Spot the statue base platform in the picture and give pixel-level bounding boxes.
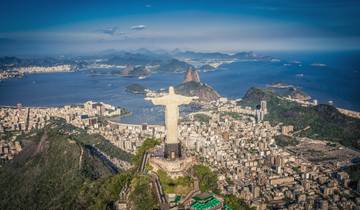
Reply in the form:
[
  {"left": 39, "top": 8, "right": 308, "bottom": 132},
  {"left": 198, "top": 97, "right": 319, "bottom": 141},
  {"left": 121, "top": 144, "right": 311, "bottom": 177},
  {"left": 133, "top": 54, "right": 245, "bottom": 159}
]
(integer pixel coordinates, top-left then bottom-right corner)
[
  {"left": 149, "top": 156, "right": 195, "bottom": 178},
  {"left": 164, "top": 143, "right": 181, "bottom": 159}
]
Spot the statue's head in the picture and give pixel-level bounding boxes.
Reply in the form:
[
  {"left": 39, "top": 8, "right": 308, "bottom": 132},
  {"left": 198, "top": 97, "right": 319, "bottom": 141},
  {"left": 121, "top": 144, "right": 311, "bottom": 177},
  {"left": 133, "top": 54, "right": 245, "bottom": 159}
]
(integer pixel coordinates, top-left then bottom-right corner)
[{"left": 169, "top": 86, "right": 175, "bottom": 94}]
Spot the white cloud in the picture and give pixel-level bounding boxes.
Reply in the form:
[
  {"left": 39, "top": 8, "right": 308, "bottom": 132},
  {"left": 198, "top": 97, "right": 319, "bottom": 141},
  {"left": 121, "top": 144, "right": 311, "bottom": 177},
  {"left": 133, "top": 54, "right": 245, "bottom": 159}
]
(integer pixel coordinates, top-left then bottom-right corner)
[
  {"left": 131, "top": 25, "right": 146, "bottom": 30},
  {"left": 97, "top": 27, "right": 125, "bottom": 36}
]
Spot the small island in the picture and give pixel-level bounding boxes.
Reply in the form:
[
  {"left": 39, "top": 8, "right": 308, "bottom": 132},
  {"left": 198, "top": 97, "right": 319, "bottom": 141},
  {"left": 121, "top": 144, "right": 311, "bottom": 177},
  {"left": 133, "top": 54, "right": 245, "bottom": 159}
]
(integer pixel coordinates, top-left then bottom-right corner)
[
  {"left": 268, "top": 82, "right": 294, "bottom": 89},
  {"left": 199, "top": 64, "right": 216, "bottom": 72},
  {"left": 268, "top": 82, "right": 311, "bottom": 101},
  {"left": 121, "top": 65, "right": 151, "bottom": 78},
  {"left": 126, "top": 83, "right": 147, "bottom": 94}
]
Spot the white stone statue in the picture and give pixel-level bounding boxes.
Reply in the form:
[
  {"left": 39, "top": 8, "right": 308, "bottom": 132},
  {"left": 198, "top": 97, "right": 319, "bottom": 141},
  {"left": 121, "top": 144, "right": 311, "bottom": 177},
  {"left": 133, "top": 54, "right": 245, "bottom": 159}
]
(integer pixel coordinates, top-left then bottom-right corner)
[{"left": 145, "top": 86, "right": 197, "bottom": 145}]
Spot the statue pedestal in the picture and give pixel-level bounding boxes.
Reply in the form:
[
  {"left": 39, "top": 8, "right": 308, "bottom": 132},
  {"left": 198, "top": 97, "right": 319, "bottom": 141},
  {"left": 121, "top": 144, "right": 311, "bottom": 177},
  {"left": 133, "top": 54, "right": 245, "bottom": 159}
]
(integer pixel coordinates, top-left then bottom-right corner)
[
  {"left": 149, "top": 156, "right": 195, "bottom": 178},
  {"left": 164, "top": 143, "right": 181, "bottom": 160}
]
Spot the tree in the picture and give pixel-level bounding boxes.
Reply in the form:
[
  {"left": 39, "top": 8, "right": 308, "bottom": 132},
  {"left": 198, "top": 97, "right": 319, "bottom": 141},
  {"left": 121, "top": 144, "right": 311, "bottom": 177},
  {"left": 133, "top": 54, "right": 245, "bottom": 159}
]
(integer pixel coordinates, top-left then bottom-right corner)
[
  {"left": 193, "top": 164, "right": 219, "bottom": 193},
  {"left": 129, "top": 175, "right": 156, "bottom": 210},
  {"left": 224, "top": 194, "right": 255, "bottom": 210},
  {"left": 132, "top": 138, "right": 161, "bottom": 167}
]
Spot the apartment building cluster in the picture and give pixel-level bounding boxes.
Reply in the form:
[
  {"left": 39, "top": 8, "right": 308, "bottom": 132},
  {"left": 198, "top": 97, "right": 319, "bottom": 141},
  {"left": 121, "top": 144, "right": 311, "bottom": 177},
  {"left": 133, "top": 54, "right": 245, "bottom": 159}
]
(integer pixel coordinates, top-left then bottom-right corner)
[
  {"left": 88, "top": 122, "right": 166, "bottom": 154},
  {"left": 0, "top": 70, "right": 23, "bottom": 80},
  {"left": 178, "top": 98, "right": 360, "bottom": 209},
  {"left": 16, "top": 64, "right": 73, "bottom": 74},
  {"left": 0, "top": 101, "right": 122, "bottom": 162},
  {"left": 0, "top": 140, "right": 22, "bottom": 163},
  {"left": 1, "top": 96, "right": 359, "bottom": 209},
  {"left": 0, "top": 64, "right": 74, "bottom": 80},
  {"left": 0, "top": 100, "right": 166, "bottom": 156},
  {"left": 0, "top": 101, "right": 121, "bottom": 132}
]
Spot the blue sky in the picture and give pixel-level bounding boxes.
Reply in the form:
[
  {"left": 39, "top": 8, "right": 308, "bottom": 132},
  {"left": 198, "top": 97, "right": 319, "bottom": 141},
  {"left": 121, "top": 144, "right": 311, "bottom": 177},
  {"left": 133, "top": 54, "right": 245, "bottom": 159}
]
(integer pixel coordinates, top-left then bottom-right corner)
[{"left": 1, "top": 0, "right": 360, "bottom": 55}]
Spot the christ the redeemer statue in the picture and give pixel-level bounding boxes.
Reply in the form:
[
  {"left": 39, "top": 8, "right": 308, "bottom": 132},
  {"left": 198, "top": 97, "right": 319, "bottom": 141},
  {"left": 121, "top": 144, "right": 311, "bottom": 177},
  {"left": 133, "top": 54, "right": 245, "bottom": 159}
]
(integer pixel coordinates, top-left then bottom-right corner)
[{"left": 146, "top": 86, "right": 197, "bottom": 159}]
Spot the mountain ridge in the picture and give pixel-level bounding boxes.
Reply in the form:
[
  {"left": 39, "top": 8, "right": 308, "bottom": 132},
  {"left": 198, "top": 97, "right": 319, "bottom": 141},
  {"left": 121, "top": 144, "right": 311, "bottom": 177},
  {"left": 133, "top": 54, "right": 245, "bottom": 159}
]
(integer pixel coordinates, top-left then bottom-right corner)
[
  {"left": 240, "top": 87, "right": 360, "bottom": 149},
  {"left": 0, "top": 119, "right": 132, "bottom": 210}
]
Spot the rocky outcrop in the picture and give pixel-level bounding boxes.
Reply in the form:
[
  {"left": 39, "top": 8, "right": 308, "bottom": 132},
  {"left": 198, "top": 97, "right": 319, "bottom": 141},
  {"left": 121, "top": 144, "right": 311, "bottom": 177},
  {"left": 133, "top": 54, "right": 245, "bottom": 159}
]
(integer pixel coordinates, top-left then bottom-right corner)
[
  {"left": 120, "top": 64, "right": 134, "bottom": 76},
  {"left": 156, "top": 59, "right": 193, "bottom": 73},
  {"left": 175, "top": 67, "right": 219, "bottom": 101},
  {"left": 289, "top": 88, "right": 311, "bottom": 101},
  {"left": 183, "top": 67, "right": 200, "bottom": 83},
  {"left": 121, "top": 65, "right": 150, "bottom": 77},
  {"left": 126, "top": 84, "right": 147, "bottom": 94},
  {"left": 175, "top": 81, "right": 220, "bottom": 102}
]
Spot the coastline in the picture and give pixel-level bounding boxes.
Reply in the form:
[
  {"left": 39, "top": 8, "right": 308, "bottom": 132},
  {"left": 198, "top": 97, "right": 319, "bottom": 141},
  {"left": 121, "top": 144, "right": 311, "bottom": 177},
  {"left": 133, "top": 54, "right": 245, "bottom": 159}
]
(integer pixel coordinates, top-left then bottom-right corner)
[{"left": 337, "top": 107, "right": 360, "bottom": 120}]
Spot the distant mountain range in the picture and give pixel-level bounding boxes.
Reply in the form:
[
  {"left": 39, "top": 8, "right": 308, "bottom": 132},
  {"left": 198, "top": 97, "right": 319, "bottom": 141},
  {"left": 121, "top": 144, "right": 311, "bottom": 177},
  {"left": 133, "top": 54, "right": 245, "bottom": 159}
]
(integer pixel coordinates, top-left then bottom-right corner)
[
  {"left": 0, "top": 56, "right": 87, "bottom": 71},
  {"left": 0, "top": 49, "right": 275, "bottom": 72},
  {"left": 171, "top": 50, "right": 259, "bottom": 60},
  {"left": 104, "top": 52, "right": 169, "bottom": 66},
  {"left": 155, "top": 58, "right": 193, "bottom": 73}
]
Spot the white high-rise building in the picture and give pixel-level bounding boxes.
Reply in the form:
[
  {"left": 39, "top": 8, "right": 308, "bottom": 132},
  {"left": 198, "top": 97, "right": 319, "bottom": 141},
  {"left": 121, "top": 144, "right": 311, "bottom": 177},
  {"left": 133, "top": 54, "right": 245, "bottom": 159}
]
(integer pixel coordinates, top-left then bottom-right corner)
[{"left": 260, "top": 100, "right": 267, "bottom": 114}]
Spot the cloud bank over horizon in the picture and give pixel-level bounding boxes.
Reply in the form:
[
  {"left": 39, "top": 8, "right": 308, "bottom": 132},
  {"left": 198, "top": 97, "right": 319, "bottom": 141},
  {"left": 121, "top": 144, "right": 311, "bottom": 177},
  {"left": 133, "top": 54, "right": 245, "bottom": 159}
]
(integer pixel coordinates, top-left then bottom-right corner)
[{"left": 0, "top": 0, "right": 359, "bottom": 55}]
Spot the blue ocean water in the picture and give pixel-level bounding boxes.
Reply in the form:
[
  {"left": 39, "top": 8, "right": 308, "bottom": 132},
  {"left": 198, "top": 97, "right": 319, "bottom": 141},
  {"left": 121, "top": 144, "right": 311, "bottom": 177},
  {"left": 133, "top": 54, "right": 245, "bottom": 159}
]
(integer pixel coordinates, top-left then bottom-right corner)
[
  {"left": 0, "top": 51, "right": 359, "bottom": 124},
  {"left": 202, "top": 51, "right": 360, "bottom": 111}
]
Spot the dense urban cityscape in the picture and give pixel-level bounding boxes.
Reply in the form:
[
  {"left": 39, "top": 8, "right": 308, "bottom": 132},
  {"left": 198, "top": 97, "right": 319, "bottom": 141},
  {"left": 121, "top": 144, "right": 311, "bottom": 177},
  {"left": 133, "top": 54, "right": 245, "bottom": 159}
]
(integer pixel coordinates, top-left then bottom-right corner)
[
  {"left": 1, "top": 84, "right": 360, "bottom": 209},
  {"left": 1, "top": 1, "right": 360, "bottom": 210}
]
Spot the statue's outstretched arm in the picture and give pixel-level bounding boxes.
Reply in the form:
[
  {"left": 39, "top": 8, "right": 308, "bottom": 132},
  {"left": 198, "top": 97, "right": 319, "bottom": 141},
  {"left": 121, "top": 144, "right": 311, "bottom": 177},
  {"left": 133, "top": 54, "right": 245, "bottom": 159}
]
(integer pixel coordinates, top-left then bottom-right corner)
[
  {"left": 179, "top": 96, "right": 198, "bottom": 104},
  {"left": 145, "top": 96, "right": 167, "bottom": 105}
]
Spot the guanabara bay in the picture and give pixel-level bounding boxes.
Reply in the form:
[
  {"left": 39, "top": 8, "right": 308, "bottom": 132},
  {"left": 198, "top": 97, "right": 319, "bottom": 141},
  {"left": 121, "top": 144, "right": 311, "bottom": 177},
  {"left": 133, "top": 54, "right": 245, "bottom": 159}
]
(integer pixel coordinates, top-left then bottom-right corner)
[{"left": 1, "top": 1, "right": 360, "bottom": 210}]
